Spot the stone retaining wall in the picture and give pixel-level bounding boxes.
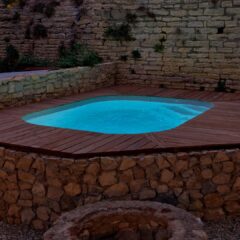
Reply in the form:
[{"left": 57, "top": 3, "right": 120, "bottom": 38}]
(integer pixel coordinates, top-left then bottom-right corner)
[
  {"left": 0, "top": 146, "right": 240, "bottom": 230},
  {"left": 1, "top": 0, "right": 240, "bottom": 91},
  {"left": 78, "top": 0, "right": 240, "bottom": 92},
  {"left": 0, "top": 0, "right": 79, "bottom": 59},
  {"left": 0, "top": 62, "right": 116, "bottom": 108}
]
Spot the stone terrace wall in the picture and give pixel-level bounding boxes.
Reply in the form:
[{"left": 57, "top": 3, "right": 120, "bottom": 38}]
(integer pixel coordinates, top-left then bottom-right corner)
[
  {"left": 78, "top": 0, "right": 240, "bottom": 91},
  {"left": 0, "top": 63, "right": 116, "bottom": 108},
  {"left": 0, "top": 0, "right": 79, "bottom": 59},
  {"left": 0, "top": 146, "right": 240, "bottom": 230},
  {"left": 1, "top": 0, "right": 240, "bottom": 91}
]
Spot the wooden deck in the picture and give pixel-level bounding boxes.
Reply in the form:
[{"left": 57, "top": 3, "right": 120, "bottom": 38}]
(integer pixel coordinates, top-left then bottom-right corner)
[{"left": 1, "top": 86, "right": 240, "bottom": 158}]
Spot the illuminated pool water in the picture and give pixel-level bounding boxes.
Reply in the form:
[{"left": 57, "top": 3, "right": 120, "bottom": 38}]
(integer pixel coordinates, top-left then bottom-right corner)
[{"left": 23, "top": 96, "right": 213, "bottom": 134}]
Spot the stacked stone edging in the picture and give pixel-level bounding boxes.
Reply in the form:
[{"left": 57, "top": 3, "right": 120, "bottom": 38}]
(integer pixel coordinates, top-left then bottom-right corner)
[
  {"left": 0, "top": 146, "right": 240, "bottom": 230},
  {"left": 44, "top": 201, "right": 208, "bottom": 240},
  {"left": 0, "top": 62, "right": 116, "bottom": 108}
]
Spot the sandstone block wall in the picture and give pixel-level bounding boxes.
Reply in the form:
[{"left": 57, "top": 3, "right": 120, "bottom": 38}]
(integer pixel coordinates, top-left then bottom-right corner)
[
  {"left": 0, "top": 63, "right": 116, "bottom": 108},
  {"left": 0, "top": 147, "right": 240, "bottom": 230},
  {"left": 0, "top": 0, "right": 79, "bottom": 59},
  {"left": 78, "top": 0, "right": 240, "bottom": 91},
  {"left": 1, "top": 0, "right": 240, "bottom": 91}
]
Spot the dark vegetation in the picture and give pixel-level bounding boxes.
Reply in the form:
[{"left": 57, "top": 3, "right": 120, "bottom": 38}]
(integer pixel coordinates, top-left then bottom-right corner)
[
  {"left": 104, "top": 7, "right": 167, "bottom": 63},
  {"left": 104, "top": 23, "right": 135, "bottom": 42},
  {"left": 215, "top": 79, "right": 227, "bottom": 92},
  {"left": 119, "top": 55, "right": 128, "bottom": 62},
  {"left": 0, "top": 42, "right": 102, "bottom": 73},
  {"left": 126, "top": 13, "right": 137, "bottom": 24},
  {"left": 131, "top": 49, "right": 141, "bottom": 60},
  {"left": 0, "top": 44, "right": 19, "bottom": 72},
  {"left": 154, "top": 36, "right": 166, "bottom": 53},
  {"left": 57, "top": 43, "right": 102, "bottom": 68}
]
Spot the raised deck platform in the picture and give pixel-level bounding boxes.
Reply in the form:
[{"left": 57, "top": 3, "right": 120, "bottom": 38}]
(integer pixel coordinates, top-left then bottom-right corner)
[{"left": 1, "top": 86, "right": 240, "bottom": 158}]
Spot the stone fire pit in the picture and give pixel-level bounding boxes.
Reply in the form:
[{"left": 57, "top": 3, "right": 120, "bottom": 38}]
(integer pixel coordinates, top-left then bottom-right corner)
[{"left": 44, "top": 201, "right": 208, "bottom": 240}]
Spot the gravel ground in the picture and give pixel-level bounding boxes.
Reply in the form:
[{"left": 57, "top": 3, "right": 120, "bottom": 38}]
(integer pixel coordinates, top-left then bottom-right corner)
[
  {"left": 0, "top": 222, "right": 43, "bottom": 240},
  {"left": 0, "top": 218, "right": 240, "bottom": 240},
  {"left": 204, "top": 218, "right": 240, "bottom": 240}
]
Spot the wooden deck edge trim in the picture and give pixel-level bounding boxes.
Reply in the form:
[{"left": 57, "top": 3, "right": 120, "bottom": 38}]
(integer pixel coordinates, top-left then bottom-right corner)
[{"left": 1, "top": 141, "right": 239, "bottom": 159}]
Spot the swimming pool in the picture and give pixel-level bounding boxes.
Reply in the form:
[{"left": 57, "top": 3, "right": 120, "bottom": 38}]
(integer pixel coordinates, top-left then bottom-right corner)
[{"left": 23, "top": 96, "right": 213, "bottom": 134}]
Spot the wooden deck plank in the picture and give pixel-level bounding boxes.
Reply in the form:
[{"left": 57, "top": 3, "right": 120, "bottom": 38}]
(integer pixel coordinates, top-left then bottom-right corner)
[{"left": 0, "top": 85, "right": 240, "bottom": 158}]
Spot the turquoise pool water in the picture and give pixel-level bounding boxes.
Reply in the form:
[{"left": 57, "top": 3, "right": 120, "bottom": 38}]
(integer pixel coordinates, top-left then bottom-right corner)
[{"left": 23, "top": 96, "right": 213, "bottom": 134}]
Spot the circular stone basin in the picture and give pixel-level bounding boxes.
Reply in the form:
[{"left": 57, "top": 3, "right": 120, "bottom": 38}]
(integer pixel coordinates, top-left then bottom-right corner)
[
  {"left": 23, "top": 96, "right": 213, "bottom": 134},
  {"left": 44, "top": 201, "right": 208, "bottom": 240}
]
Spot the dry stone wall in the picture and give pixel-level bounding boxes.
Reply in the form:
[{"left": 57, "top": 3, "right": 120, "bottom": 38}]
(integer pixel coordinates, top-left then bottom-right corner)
[
  {"left": 0, "top": 62, "right": 116, "bottom": 108},
  {"left": 0, "top": 0, "right": 240, "bottom": 91},
  {"left": 0, "top": 0, "right": 79, "bottom": 59},
  {"left": 77, "top": 0, "right": 240, "bottom": 91},
  {"left": 0, "top": 146, "right": 240, "bottom": 230}
]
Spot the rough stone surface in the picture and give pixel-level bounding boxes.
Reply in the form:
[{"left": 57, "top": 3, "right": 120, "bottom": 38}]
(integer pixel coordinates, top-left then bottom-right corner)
[
  {"left": 0, "top": 147, "right": 239, "bottom": 230},
  {"left": 2, "top": 217, "right": 240, "bottom": 240},
  {"left": 119, "top": 158, "right": 136, "bottom": 171},
  {"left": 104, "top": 183, "right": 129, "bottom": 197},
  {"left": 99, "top": 171, "right": 117, "bottom": 187},
  {"left": 0, "top": 1, "right": 240, "bottom": 92},
  {"left": 205, "top": 217, "right": 240, "bottom": 240},
  {"left": 0, "top": 63, "right": 116, "bottom": 108},
  {"left": 64, "top": 183, "right": 81, "bottom": 197},
  {"left": 87, "top": 0, "right": 240, "bottom": 91},
  {"left": 44, "top": 201, "right": 207, "bottom": 240},
  {"left": 0, "top": 221, "right": 43, "bottom": 240}
]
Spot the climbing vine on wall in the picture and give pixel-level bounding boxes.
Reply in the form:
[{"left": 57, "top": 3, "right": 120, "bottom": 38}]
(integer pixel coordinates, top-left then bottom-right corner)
[{"left": 154, "top": 36, "right": 166, "bottom": 53}]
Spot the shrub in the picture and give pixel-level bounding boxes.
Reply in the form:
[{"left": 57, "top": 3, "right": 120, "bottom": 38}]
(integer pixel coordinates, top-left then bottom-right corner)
[
  {"left": 0, "top": 42, "right": 102, "bottom": 72},
  {"left": 131, "top": 49, "right": 141, "bottom": 59},
  {"left": 5, "top": 44, "right": 19, "bottom": 69},
  {"left": 0, "top": 59, "right": 8, "bottom": 72},
  {"left": 0, "top": 46, "right": 52, "bottom": 72},
  {"left": 104, "top": 23, "right": 135, "bottom": 42},
  {"left": 82, "top": 51, "right": 102, "bottom": 67},
  {"left": 154, "top": 43, "right": 164, "bottom": 53},
  {"left": 215, "top": 79, "right": 227, "bottom": 92},
  {"left": 0, "top": 44, "right": 19, "bottom": 72},
  {"left": 18, "top": 55, "right": 50, "bottom": 67},
  {"left": 154, "top": 37, "right": 166, "bottom": 53},
  {"left": 57, "top": 43, "right": 102, "bottom": 68}
]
